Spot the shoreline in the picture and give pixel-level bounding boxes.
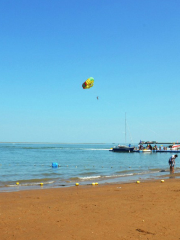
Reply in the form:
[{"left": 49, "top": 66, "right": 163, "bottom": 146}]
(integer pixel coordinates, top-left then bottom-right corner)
[
  {"left": 1, "top": 168, "right": 179, "bottom": 193},
  {"left": 1, "top": 178, "right": 180, "bottom": 240},
  {"left": 0, "top": 142, "right": 110, "bottom": 144}
]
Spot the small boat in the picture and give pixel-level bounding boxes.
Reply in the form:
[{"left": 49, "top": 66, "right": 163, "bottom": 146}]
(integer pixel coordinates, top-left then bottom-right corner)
[
  {"left": 111, "top": 144, "right": 134, "bottom": 152},
  {"left": 142, "top": 149, "right": 152, "bottom": 153},
  {"left": 172, "top": 145, "right": 180, "bottom": 150}
]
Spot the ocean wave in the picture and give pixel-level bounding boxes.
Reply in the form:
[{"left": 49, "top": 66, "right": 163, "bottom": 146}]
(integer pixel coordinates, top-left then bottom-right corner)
[
  {"left": 84, "top": 149, "right": 110, "bottom": 151},
  {"left": 78, "top": 175, "right": 101, "bottom": 180},
  {"left": 7, "top": 180, "right": 55, "bottom": 187},
  {"left": 105, "top": 173, "right": 134, "bottom": 178}
]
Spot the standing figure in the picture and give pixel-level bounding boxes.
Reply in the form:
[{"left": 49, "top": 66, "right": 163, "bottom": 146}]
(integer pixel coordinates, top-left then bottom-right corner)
[{"left": 169, "top": 154, "right": 178, "bottom": 173}]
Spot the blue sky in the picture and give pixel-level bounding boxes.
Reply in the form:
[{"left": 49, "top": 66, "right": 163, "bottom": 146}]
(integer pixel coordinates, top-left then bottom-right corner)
[{"left": 0, "top": 0, "right": 180, "bottom": 143}]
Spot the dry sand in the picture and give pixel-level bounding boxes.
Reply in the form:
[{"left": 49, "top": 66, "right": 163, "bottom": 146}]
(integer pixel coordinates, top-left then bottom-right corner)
[{"left": 1, "top": 178, "right": 180, "bottom": 240}]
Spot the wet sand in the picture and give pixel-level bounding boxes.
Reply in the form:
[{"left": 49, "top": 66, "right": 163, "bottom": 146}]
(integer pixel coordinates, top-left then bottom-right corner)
[{"left": 1, "top": 178, "right": 180, "bottom": 240}]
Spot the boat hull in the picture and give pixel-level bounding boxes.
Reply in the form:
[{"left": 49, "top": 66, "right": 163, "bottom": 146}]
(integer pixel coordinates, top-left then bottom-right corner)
[{"left": 112, "top": 147, "right": 135, "bottom": 152}]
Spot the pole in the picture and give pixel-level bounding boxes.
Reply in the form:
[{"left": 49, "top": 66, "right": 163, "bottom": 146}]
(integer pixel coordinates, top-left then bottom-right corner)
[{"left": 125, "top": 112, "right": 126, "bottom": 144}]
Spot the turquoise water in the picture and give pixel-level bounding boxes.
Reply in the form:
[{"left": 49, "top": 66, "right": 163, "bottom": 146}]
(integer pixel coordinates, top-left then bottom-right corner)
[{"left": 0, "top": 143, "right": 178, "bottom": 191}]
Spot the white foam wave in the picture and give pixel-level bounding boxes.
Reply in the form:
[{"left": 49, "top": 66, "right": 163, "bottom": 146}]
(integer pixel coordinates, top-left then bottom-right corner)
[
  {"left": 79, "top": 175, "right": 101, "bottom": 180},
  {"left": 7, "top": 181, "right": 54, "bottom": 187},
  {"left": 105, "top": 173, "right": 134, "bottom": 178},
  {"left": 85, "top": 149, "right": 110, "bottom": 151}
]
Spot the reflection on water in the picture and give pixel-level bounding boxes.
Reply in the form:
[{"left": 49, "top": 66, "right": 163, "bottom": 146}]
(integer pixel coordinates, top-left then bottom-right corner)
[
  {"left": 170, "top": 166, "right": 174, "bottom": 174},
  {"left": 169, "top": 166, "right": 175, "bottom": 178},
  {"left": 169, "top": 173, "right": 175, "bottom": 179}
]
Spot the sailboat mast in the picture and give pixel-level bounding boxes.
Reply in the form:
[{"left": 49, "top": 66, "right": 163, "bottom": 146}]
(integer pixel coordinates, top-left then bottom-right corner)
[{"left": 125, "top": 112, "right": 126, "bottom": 144}]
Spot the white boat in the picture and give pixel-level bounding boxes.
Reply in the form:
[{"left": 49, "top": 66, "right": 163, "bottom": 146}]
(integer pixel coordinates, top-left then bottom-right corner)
[{"left": 142, "top": 149, "right": 152, "bottom": 153}]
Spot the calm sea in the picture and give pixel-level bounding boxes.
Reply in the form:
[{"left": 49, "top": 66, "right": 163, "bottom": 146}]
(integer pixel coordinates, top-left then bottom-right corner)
[{"left": 0, "top": 143, "right": 178, "bottom": 192}]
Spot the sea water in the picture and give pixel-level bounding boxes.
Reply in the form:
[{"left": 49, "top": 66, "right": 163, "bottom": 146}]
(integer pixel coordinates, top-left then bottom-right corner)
[{"left": 0, "top": 143, "right": 179, "bottom": 192}]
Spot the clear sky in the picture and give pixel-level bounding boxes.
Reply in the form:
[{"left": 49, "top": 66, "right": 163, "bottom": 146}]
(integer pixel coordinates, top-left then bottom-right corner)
[{"left": 0, "top": 0, "right": 180, "bottom": 143}]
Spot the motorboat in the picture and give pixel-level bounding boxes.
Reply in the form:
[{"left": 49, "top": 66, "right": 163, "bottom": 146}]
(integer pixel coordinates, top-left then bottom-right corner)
[
  {"left": 142, "top": 149, "right": 152, "bottom": 153},
  {"left": 172, "top": 145, "right": 180, "bottom": 150}
]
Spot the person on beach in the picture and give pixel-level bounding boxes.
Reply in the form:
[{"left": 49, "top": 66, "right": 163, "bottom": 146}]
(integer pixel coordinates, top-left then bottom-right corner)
[{"left": 169, "top": 154, "right": 178, "bottom": 173}]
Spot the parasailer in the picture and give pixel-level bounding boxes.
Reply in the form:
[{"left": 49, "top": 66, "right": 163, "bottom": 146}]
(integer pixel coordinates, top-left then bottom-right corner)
[{"left": 82, "top": 77, "right": 94, "bottom": 89}]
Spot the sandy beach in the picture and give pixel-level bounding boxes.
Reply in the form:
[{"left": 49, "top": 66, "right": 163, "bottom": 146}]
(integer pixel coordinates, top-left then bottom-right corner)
[{"left": 1, "top": 178, "right": 180, "bottom": 240}]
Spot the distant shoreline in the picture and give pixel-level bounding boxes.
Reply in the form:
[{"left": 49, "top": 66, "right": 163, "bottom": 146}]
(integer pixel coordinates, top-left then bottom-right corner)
[{"left": 0, "top": 142, "right": 110, "bottom": 144}]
